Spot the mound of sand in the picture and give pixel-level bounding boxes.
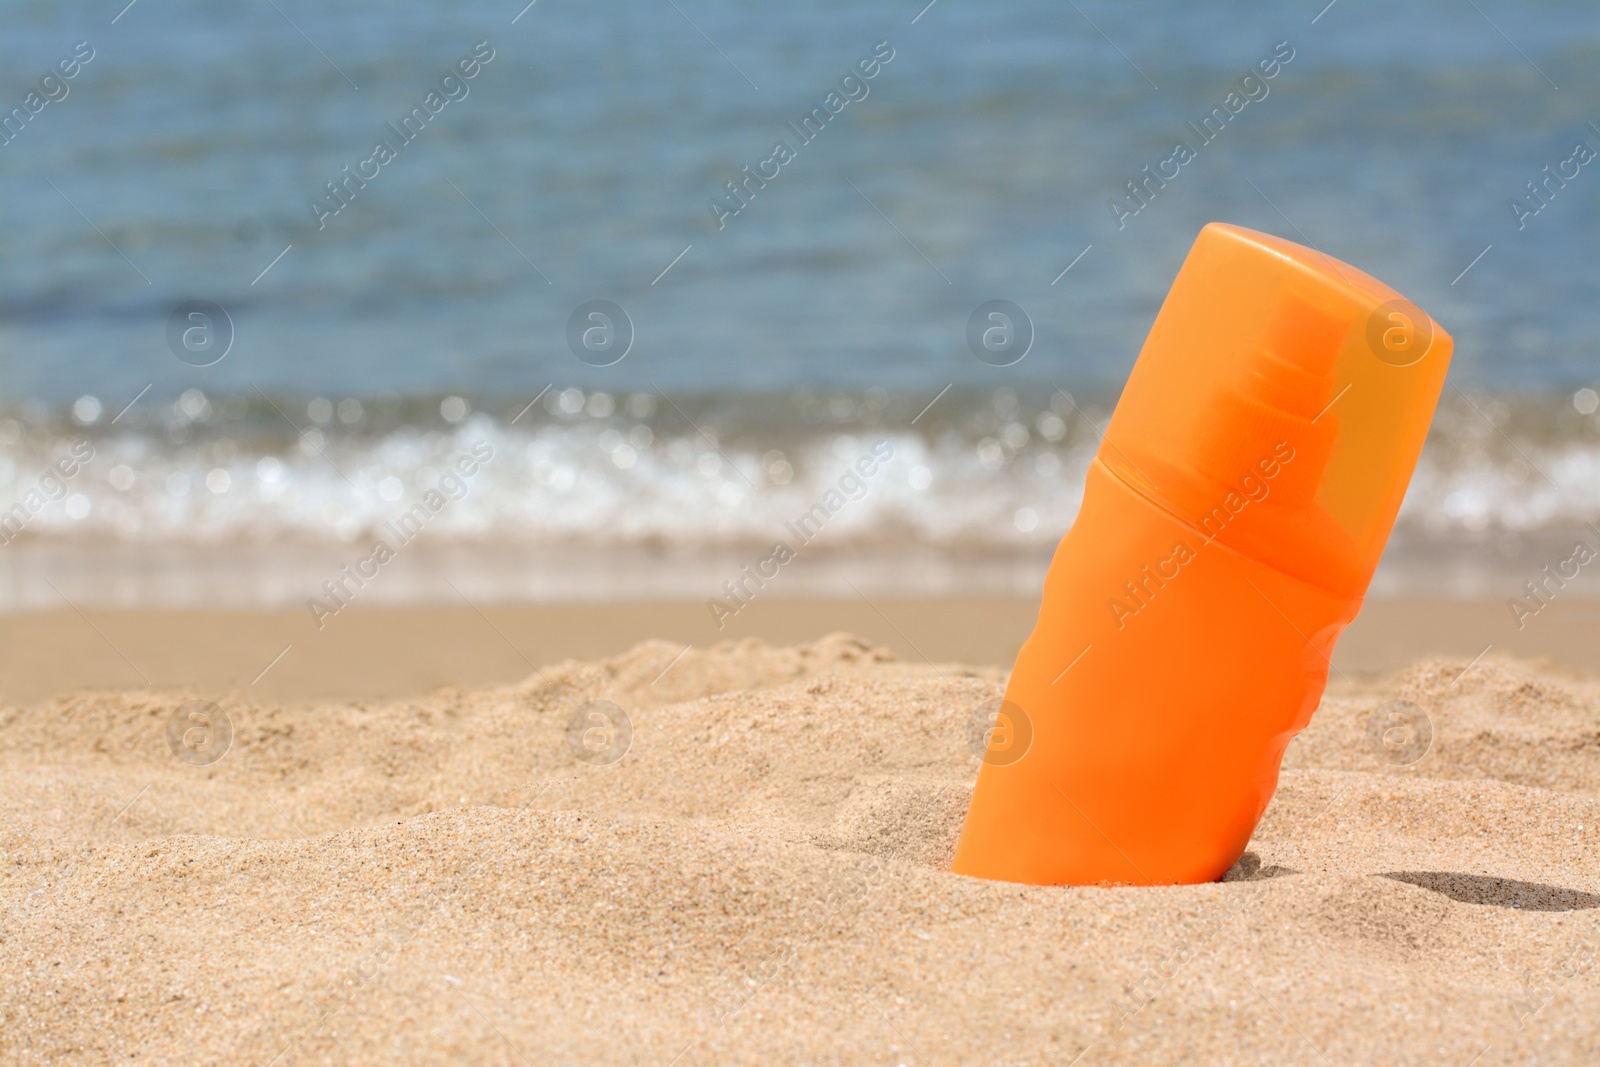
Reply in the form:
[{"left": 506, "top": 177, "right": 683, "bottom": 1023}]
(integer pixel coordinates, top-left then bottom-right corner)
[{"left": 3, "top": 634, "right": 1598, "bottom": 1064}]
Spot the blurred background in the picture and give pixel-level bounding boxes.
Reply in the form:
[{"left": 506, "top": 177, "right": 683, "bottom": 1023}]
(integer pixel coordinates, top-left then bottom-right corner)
[{"left": 2, "top": 0, "right": 1598, "bottom": 616}]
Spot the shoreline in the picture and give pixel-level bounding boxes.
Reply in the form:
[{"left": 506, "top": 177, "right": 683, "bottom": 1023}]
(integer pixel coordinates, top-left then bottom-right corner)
[{"left": 3, "top": 596, "right": 1597, "bottom": 704}]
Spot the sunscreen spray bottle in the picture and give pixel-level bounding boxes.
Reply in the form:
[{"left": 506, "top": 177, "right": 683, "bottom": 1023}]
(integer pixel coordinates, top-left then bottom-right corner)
[{"left": 951, "top": 223, "right": 1452, "bottom": 886}]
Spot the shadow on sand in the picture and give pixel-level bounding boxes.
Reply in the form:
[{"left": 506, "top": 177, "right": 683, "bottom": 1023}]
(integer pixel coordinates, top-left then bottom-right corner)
[{"left": 1379, "top": 871, "right": 1600, "bottom": 912}]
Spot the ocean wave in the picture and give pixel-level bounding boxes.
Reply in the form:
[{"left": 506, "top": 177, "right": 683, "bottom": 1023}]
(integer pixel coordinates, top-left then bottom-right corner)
[{"left": 2, "top": 387, "right": 1598, "bottom": 555}]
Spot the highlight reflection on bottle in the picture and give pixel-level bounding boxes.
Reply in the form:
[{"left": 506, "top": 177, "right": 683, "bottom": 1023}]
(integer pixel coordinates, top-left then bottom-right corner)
[{"left": 952, "top": 223, "right": 1453, "bottom": 887}]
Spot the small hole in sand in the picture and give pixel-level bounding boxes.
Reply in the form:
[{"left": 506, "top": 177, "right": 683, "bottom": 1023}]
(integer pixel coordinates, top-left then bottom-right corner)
[{"left": 1221, "top": 851, "right": 1297, "bottom": 882}]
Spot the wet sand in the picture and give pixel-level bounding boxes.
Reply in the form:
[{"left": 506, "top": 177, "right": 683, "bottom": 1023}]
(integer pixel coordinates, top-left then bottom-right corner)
[{"left": 2, "top": 596, "right": 1597, "bottom": 703}]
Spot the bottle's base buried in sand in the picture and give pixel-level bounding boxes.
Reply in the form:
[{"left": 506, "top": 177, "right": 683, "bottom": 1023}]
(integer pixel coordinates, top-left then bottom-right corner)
[{"left": 951, "top": 459, "right": 1360, "bottom": 887}]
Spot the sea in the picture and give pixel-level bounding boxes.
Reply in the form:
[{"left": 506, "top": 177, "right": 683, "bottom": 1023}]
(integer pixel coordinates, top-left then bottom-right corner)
[{"left": 2, "top": 0, "right": 1598, "bottom": 607}]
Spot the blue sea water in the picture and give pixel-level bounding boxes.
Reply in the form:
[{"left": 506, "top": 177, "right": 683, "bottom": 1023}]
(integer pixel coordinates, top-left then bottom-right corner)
[{"left": 0, "top": 0, "right": 1597, "bottom": 602}]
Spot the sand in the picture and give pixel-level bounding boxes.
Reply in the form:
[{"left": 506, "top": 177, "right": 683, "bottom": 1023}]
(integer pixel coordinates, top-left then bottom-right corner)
[
  {"left": 4, "top": 630, "right": 1599, "bottom": 1065},
  {"left": 5, "top": 597, "right": 1600, "bottom": 704}
]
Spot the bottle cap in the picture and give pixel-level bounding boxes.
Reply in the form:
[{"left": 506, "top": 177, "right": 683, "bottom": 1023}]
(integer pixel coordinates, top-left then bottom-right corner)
[{"left": 1099, "top": 223, "right": 1452, "bottom": 597}]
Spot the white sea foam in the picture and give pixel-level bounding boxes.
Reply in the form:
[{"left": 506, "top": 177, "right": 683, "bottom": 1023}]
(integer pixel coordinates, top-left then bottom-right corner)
[{"left": 3, "top": 389, "right": 1598, "bottom": 606}]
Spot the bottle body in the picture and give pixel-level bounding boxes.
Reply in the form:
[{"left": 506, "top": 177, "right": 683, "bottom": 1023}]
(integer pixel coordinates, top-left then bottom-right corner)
[
  {"left": 951, "top": 223, "right": 1451, "bottom": 886},
  {"left": 950, "top": 459, "right": 1359, "bottom": 886}
]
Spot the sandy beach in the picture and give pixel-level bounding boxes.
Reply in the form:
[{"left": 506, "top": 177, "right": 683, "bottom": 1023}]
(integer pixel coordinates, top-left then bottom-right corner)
[
  {"left": 4, "top": 595, "right": 1599, "bottom": 704},
  {"left": 7, "top": 0, "right": 1595, "bottom": 1061},
  {"left": 4, "top": 611, "right": 1598, "bottom": 1065}
]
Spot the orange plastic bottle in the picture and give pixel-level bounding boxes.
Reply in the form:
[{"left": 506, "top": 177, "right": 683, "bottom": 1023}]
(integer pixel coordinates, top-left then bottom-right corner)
[{"left": 951, "top": 223, "right": 1452, "bottom": 886}]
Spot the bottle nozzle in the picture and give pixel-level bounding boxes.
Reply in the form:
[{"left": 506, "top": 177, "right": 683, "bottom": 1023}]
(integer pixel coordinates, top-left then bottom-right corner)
[{"left": 1242, "top": 289, "right": 1349, "bottom": 422}]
